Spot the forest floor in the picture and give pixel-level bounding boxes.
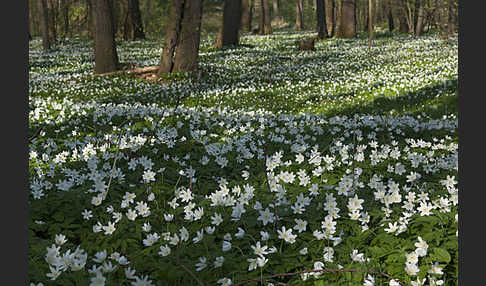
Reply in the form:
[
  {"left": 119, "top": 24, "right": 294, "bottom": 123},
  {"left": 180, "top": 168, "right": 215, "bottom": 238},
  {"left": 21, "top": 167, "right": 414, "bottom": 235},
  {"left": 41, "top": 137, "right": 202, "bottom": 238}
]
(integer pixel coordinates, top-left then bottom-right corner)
[{"left": 28, "top": 30, "right": 458, "bottom": 286}]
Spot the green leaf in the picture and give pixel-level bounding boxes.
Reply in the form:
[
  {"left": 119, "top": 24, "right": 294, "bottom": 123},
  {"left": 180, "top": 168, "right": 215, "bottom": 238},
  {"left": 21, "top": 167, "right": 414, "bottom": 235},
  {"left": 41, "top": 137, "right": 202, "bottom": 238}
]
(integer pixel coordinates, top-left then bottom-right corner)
[{"left": 430, "top": 248, "right": 451, "bottom": 264}]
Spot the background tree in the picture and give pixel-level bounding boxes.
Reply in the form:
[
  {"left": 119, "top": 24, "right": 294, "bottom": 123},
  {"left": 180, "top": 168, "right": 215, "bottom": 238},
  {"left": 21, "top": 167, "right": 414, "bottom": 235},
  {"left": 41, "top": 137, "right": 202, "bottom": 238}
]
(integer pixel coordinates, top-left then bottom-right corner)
[
  {"left": 158, "top": 0, "right": 204, "bottom": 75},
  {"left": 336, "top": 0, "right": 356, "bottom": 38},
  {"left": 128, "top": 0, "right": 146, "bottom": 40},
  {"left": 385, "top": 0, "right": 394, "bottom": 32},
  {"left": 38, "top": 0, "right": 51, "bottom": 50},
  {"left": 415, "top": 0, "right": 425, "bottom": 36},
  {"left": 241, "top": 0, "right": 251, "bottom": 31},
  {"left": 92, "top": 0, "right": 119, "bottom": 74},
  {"left": 316, "top": 0, "right": 328, "bottom": 39},
  {"left": 325, "top": 0, "right": 335, "bottom": 37},
  {"left": 368, "top": 0, "right": 374, "bottom": 49},
  {"left": 296, "top": 0, "right": 304, "bottom": 30},
  {"left": 273, "top": 0, "right": 283, "bottom": 24},
  {"left": 263, "top": 0, "right": 272, "bottom": 34},
  {"left": 216, "top": 0, "right": 242, "bottom": 48}
]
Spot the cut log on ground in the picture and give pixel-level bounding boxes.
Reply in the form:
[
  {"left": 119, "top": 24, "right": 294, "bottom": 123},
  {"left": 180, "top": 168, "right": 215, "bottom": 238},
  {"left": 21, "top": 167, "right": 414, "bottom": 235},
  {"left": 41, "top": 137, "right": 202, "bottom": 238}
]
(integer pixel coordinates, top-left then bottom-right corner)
[
  {"left": 88, "top": 65, "right": 159, "bottom": 78},
  {"left": 299, "top": 37, "right": 316, "bottom": 51}
]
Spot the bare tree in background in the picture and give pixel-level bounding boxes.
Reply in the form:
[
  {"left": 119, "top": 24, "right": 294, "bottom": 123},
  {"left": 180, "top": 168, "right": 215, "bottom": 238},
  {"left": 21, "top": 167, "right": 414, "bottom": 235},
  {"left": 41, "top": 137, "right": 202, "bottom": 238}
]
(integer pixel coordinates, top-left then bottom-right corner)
[
  {"left": 241, "top": 0, "right": 251, "bottom": 31},
  {"left": 216, "top": 0, "right": 242, "bottom": 48},
  {"left": 368, "top": 0, "right": 374, "bottom": 49},
  {"left": 336, "top": 0, "right": 356, "bottom": 38},
  {"left": 263, "top": 0, "right": 272, "bottom": 34},
  {"left": 92, "top": 0, "right": 119, "bottom": 74},
  {"left": 158, "top": 0, "right": 203, "bottom": 75},
  {"left": 128, "top": 0, "right": 146, "bottom": 40},
  {"left": 325, "top": 0, "right": 335, "bottom": 37},
  {"left": 38, "top": 0, "right": 50, "bottom": 50},
  {"left": 296, "top": 0, "right": 305, "bottom": 30},
  {"left": 316, "top": 0, "right": 328, "bottom": 39}
]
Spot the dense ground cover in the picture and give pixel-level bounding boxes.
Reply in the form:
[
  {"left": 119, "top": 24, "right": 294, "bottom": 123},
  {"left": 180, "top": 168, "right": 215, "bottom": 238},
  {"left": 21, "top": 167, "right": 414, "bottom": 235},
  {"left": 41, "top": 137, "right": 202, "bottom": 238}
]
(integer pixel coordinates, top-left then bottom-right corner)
[{"left": 29, "top": 31, "right": 458, "bottom": 286}]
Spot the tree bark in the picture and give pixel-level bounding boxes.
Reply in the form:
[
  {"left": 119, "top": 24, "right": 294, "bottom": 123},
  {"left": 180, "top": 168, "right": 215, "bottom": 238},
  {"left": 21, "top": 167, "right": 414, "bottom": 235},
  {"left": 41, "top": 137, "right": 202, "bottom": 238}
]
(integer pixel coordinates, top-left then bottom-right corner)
[
  {"left": 415, "top": 0, "right": 425, "bottom": 36},
  {"left": 263, "top": 0, "right": 272, "bottom": 34},
  {"left": 336, "top": 0, "right": 356, "bottom": 38},
  {"left": 38, "top": 0, "right": 51, "bottom": 50},
  {"left": 241, "top": 0, "right": 251, "bottom": 31},
  {"left": 325, "top": 0, "right": 335, "bottom": 37},
  {"left": 385, "top": 0, "right": 394, "bottom": 31},
  {"left": 172, "top": 0, "right": 203, "bottom": 73},
  {"left": 61, "top": 0, "right": 69, "bottom": 37},
  {"left": 220, "top": 0, "right": 242, "bottom": 47},
  {"left": 92, "top": 0, "right": 119, "bottom": 74},
  {"left": 296, "top": 0, "right": 304, "bottom": 30},
  {"left": 258, "top": 0, "right": 264, "bottom": 34},
  {"left": 128, "top": 0, "right": 146, "bottom": 40},
  {"left": 368, "top": 0, "right": 373, "bottom": 49},
  {"left": 47, "top": 0, "right": 57, "bottom": 44},
  {"left": 158, "top": 0, "right": 184, "bottom": 75},
  {"left": 316, "top": 0, "right": 328, "bottom": 39},
  {"left": 273, "top": 0, "right": 282, "bottom": 23},
  {"left": 397, "top": 0, "right": 409, "bottom": 33},
  {"left": 447, "top": 0, "right": 456, "bottom": 36}
]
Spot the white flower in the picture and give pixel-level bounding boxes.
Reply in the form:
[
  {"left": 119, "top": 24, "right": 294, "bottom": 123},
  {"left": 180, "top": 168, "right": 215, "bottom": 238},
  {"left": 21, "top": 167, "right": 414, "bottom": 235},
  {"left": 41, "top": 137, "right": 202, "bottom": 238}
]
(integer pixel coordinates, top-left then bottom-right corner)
[
  {"left": 235, "top": 227, "right": 245, "bottom": 238},
  {"left": 350, "top": 249, "right": 365, "bottom": 262},
  {"left": 89, "top": 272, "right": 106, "bottom": 286},
  {"left": 405, "top": 262, "right": 420, "bottom": 276},
  {"left": 214, "top": 256, "right": 225, "bottom": 268},
  {"left": 299, "top": 247, "right": 308, "bottom": 255},
  {"left": 251, "top": 241, "right": 268, "bottom": 257},
  {"left": 54, "top": 234, "right": 67, "bottom": 245},
  {"left": 293, "top": 218, "right": 308, "bottom": 233},
  {"left": 217, "top": 277, "right": 232, "bottom": 286},
  {"left": 158, "top": 245, "right": 171, "bottom": 257},
  {"left": 92, "top": 250, "right": 107, "bottom": 263},
  {"left": 277, "top": 226, "right": 296, "bottom": 244},
  {"left": 195, "top": 257, "right": 207, "bottom": 271},
  {"left": 222, "top": 240, "right": 232, "bottom": 252}
]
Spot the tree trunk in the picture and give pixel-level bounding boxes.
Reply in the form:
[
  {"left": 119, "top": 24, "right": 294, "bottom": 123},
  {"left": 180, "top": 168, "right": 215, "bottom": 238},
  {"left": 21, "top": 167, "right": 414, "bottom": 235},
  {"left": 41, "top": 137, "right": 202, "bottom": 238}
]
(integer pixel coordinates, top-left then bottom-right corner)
[
  {"left": 241, "top": 0, "right": 251, "bottom": 31},
  {"left": 258, "top": 0, "right": 265, "bottom": 34},
  {"left": 47, "top": 0, "right": 57, "bottom": 44},
  {"left": 263, "top": 0, "right": 272, "bottom": 34},
  {"left": 296, "top": 0, "right": 304, "bottom": 30},
  {"left": 220, "top": 0, "right": 242, "bottom": 47},
  {"left": 397, "top": 0, "right": 409, "bottom": 33},
  {"left": 273, "top": 0, "right": 282, "bottom": 23},
  {"left": 447, "top": 0, "right": 456, "bottom": 36},
  {"left": 385, "top": 0, "right": 394, "bottom": 31},
  {"left": 415, "top": 0, "right": 425, "bottom": 36},
  {"left": 86, "top": 0, "right": 94, "bottom": 38},
  {"left": 92, "top": 0, "right": 119, "bottom": 74},
  {"left": 128, "top": 0, "right": 146, "bottom": 40},
  {"left": 325, "top": 0, "right": 335, "bottom": 36},
  {"left": 158, "top": 0, "right": 184, "bottom": 75},
  {"left": 172, "top": 0, "right": 203, "bottom": 73},
  {"left": 316, "top": 0, "right": 328, "bottom": 39},
  {"left": 38, "top": 0, "right": 51, "bottom": 50},
  {"left": 336, "top": 0, "right": 356, "bottom": 38},
  {"left": 368, "top": 0, "right": 373, "bottom": 49},
  {"left": 61, "top": 0, "right": 69, "bottom": 37}
]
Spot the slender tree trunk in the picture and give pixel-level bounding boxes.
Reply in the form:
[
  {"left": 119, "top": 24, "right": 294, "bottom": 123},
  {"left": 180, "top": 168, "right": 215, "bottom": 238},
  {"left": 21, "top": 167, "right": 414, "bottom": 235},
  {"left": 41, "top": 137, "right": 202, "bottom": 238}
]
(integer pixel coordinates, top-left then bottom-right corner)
[
  {"left": 397, "top": 0, "right": 409, "bottom": 33},
  {"left": 325, "top": 0, "right": 335, "bottom": 36},
  {"left": 296, "top": 0, "right": 304, "bottom": 30},
  {"left": 172, "top": 0, "right": 203, "bottom": 73},
  {"left": 336, "top": 0, "right": 356, "bottom": 38},
  {"left": 220, "top": 0, "right": 242, "bottom": 47},
  {"left": 385, "top": 0, "right": 394, "bottom": 31},
  {"left": 61, "top": 0, "right": 69, "bottom": 37},
  {"left": 128, "top": 0, "right": 145, "bottom": 40},
  {"left": 368, "top": 0, "right": 373, "bottom": 49},
  {"left": 92, "top": 0, "right": 119, "bottom": 74},
  {"left": 273, "top": 0, "right": 282, "bottom": 23},
  {"left": 86, "top": 0, "right": 94, "bottom": 38},
  {"left": 258, "top": 0, "right": 265, "bottom": 34},
  {"left": 241, "top": 0, "right": 250, "bottom": 31},
  {"left": 447, "top": 0, "right": 455, "bottom": 36},
  {"left": 415, "top": 0, "right": 425, "bottom": 36},
  {"left": 39, "top": 0, "right": 51, "bottom": 50},
  {"left": 316, "top": 0, "right": 328, "bottom": 39},
  {"left": 263, "top": 0, "right": 272, "bottom": 34},
  {"left": 47, "top": 0, "right": 57, "bottom": 44},
  {"left": 158, "top": 0, "right": 184, "bottom": 75}
]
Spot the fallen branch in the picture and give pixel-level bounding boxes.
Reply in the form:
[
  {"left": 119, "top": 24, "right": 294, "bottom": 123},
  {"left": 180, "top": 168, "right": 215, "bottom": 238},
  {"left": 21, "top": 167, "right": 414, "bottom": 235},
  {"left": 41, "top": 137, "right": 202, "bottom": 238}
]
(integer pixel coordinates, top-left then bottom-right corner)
[
  {"left": 89, "top": 66, "right": 159, "bottom": 78},
  {"left": 28, "top": 126, "right": 44, "bottom": 143},
  {"left": 233, "top": 268, "right": 402, "bottom": 286},
  {"left": 179, "top": 264, "right": 205, "bottom": 286}
]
